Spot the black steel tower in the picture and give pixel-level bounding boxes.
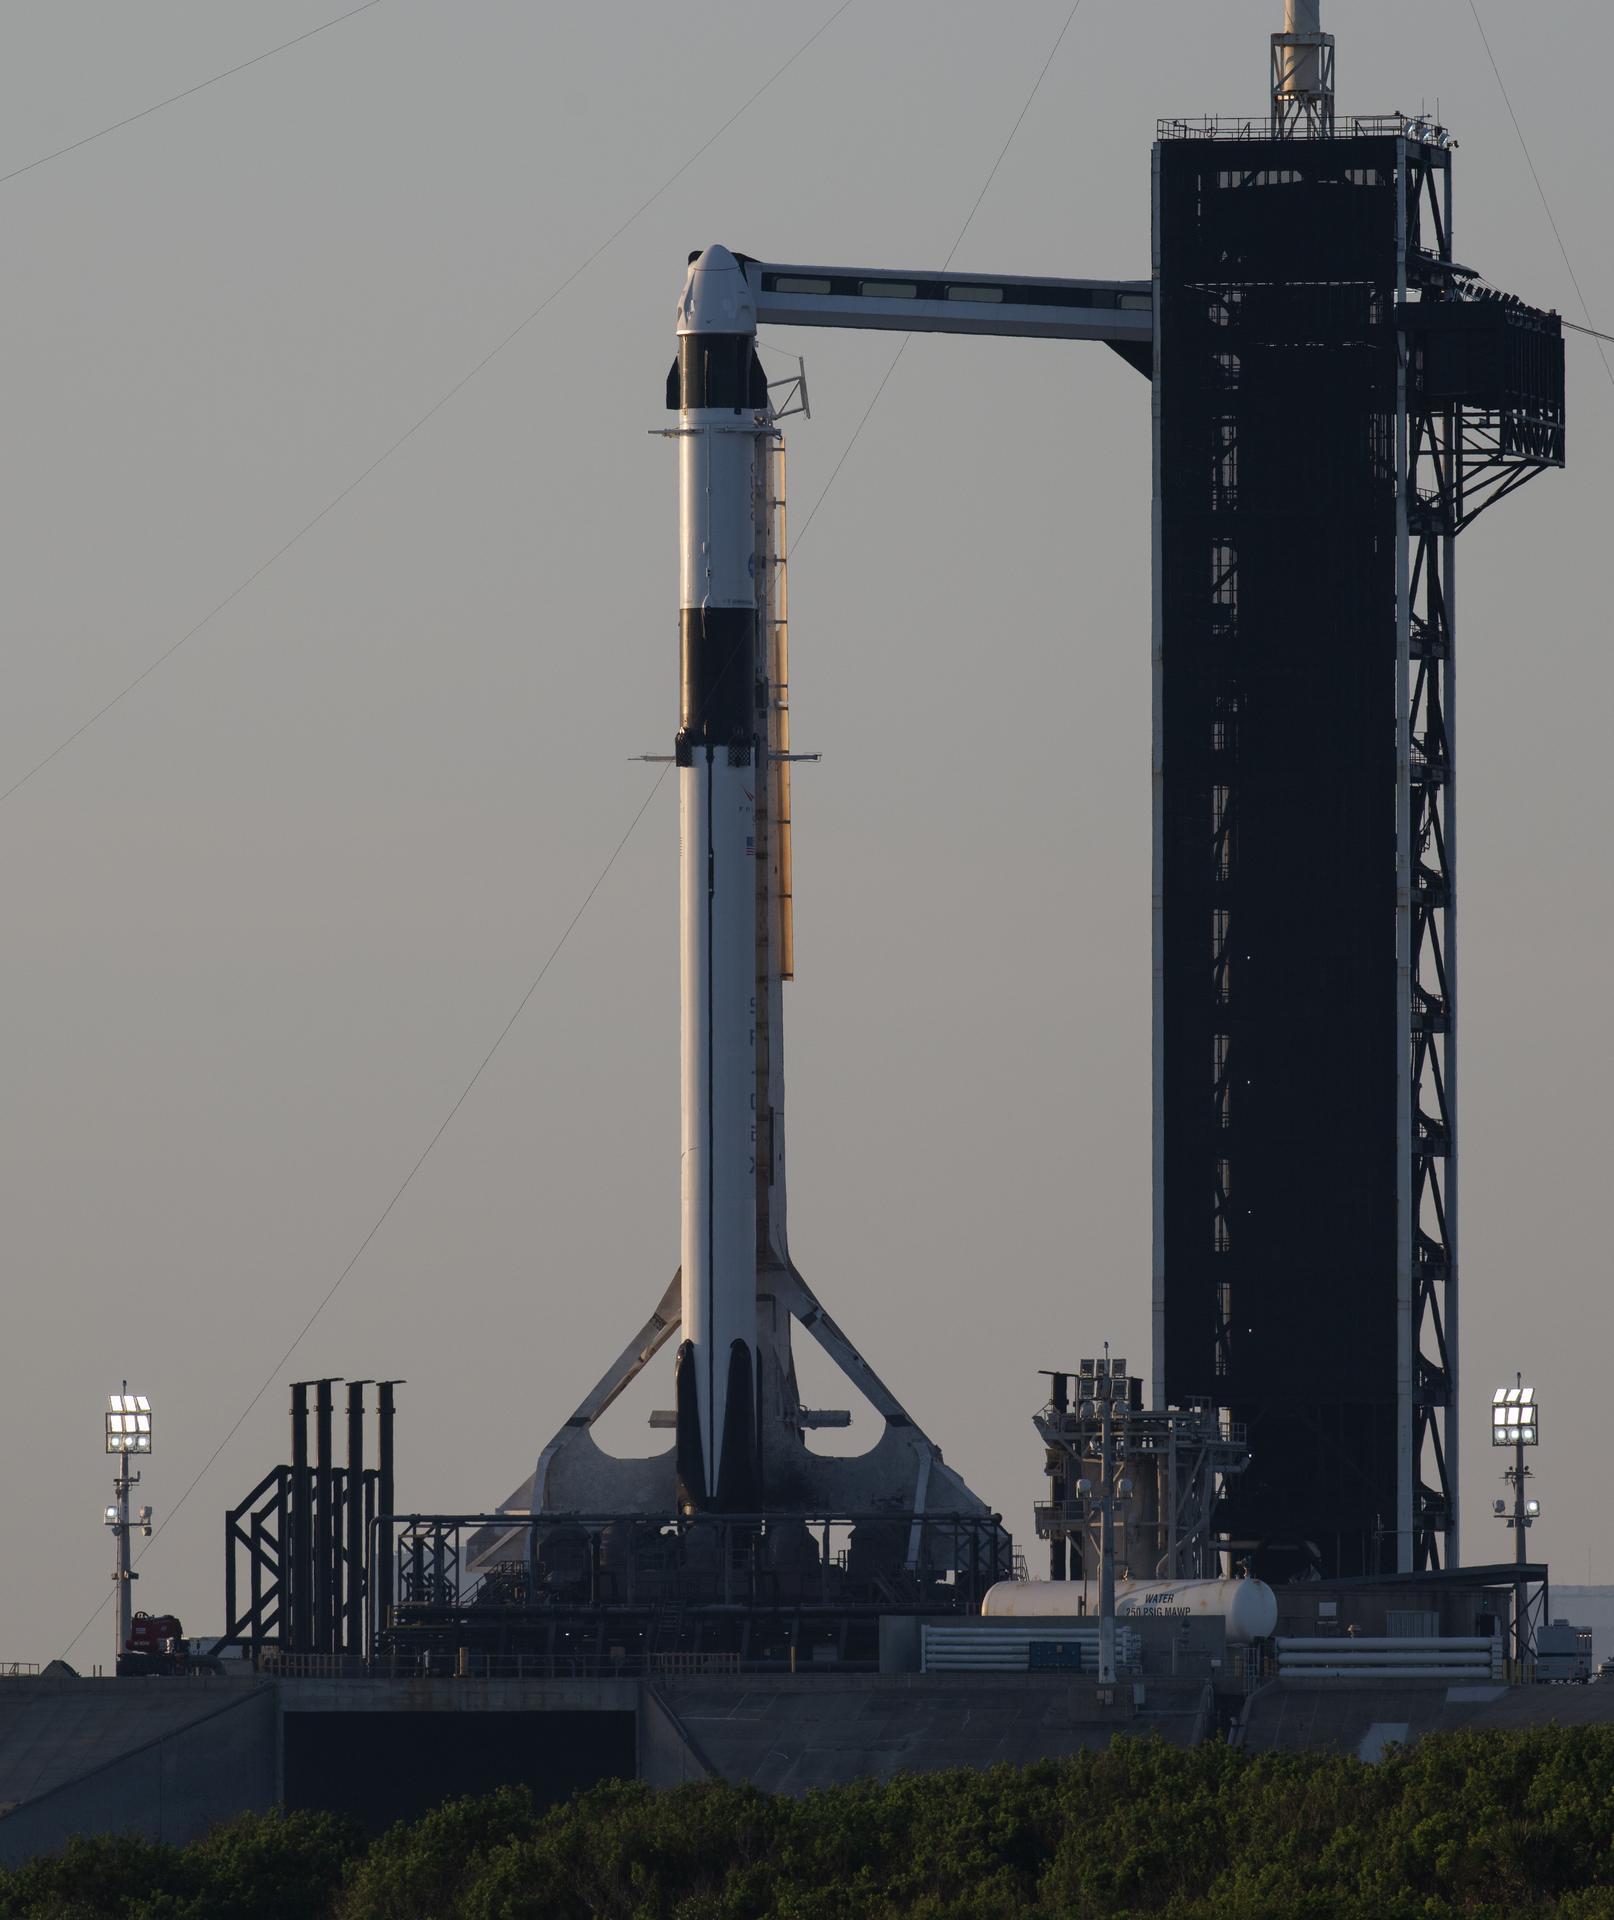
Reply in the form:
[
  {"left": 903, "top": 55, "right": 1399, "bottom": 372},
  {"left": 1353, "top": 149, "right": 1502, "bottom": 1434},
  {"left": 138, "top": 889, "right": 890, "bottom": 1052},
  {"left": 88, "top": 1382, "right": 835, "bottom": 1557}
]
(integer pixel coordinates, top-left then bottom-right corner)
[{"left": 1152, "top": 25, "right": 1564, "bottom": 1578}]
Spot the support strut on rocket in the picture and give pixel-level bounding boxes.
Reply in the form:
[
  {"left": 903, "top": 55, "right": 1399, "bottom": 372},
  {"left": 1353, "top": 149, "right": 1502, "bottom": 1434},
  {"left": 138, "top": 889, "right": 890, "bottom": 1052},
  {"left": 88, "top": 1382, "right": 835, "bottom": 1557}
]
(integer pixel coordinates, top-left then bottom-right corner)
[{"left": 669, "top": 246, "right": 770, "bottom": 1514}]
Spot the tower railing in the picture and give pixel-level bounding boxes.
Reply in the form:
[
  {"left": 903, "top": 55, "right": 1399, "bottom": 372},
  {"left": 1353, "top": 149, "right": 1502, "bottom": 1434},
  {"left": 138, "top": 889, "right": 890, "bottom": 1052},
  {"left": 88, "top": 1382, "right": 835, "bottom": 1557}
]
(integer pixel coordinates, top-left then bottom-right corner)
[{"left": 1156, "top": 114, "right": 1450, "bottom": 143}]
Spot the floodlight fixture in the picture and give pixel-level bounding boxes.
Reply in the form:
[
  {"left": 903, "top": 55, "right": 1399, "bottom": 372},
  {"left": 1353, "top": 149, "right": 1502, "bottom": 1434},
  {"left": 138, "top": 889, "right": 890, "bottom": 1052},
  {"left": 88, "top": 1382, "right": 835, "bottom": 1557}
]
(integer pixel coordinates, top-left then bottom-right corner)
[
  {"left": 1525, "top": 1499, "right": 1541, "bottom": 1518},
  {"left": 105, "top": 1392, "right": 154, "bottom": 1455},
  {"left": 104, "top": 1505, "right": 118, "bottom": 1525},
  {"left": 1491, "top": 1381, "right": 1539, "bottom": 1448}
]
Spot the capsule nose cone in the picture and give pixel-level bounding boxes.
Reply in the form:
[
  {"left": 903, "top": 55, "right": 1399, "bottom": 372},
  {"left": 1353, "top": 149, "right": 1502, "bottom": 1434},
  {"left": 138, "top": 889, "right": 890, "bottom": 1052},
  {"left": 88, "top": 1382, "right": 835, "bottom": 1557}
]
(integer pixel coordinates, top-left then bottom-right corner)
[{"left": 677, "top": 244, "right": 756, "bottom": 336}]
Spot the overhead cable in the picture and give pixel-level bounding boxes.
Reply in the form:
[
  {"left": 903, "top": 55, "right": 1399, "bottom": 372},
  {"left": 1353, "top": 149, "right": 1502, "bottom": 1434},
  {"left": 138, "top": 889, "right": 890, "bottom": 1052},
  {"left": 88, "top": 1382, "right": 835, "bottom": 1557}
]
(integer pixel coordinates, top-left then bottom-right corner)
[
  {"left": 1466, "top": 0, "right": 1613, "bottom": 394},
  {"left": 791, "top": 0, "right": 1086, "bottom": 553},
  {"left": 2, "top": 0, "right": 854, "bottom": 812},
  {"left": 53, "top": 758, "right": 668, "bottom": 1666},
  {"left": 0, "top": 1, "right": 386, "bottom": 189}
]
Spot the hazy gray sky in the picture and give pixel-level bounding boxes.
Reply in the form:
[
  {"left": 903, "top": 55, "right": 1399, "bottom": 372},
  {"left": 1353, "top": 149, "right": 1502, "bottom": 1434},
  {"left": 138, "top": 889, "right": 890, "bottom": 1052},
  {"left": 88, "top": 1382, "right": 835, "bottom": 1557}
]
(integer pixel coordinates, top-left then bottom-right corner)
[{"left": 0, "top": 1, "right": 1609, "bottom": 1664}]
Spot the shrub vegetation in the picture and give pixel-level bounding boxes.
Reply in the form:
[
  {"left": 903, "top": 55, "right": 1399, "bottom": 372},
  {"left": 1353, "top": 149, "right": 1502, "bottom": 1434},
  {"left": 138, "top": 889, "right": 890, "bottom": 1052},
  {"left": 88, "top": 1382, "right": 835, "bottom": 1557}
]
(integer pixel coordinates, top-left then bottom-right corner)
[{"left": 7, "top": 1729, "right": 1614, "bottom": 1918}]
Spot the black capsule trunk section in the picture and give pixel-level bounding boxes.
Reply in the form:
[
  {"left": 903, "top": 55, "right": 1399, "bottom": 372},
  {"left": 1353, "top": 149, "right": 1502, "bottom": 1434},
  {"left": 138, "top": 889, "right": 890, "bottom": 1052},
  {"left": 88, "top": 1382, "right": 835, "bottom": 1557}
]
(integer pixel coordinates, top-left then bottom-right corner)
[{"left": 670, "top": 337, "right": 768, "bottom": 411}]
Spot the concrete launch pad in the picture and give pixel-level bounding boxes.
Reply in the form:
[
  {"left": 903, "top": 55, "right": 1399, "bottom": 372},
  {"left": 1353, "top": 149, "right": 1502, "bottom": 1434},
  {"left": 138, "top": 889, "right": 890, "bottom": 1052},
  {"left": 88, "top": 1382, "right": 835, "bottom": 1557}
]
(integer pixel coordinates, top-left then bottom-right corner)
[{"left": 12, "top": 1665, "right": 1614, "bottom": 1866}]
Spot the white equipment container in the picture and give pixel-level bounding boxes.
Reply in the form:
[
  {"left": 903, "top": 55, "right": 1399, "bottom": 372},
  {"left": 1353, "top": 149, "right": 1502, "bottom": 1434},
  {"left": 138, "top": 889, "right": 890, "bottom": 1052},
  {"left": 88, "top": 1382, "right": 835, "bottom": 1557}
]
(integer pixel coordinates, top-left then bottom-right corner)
[{"left": 981, "top": 1577, "right": 1279, "bottom": 1646}]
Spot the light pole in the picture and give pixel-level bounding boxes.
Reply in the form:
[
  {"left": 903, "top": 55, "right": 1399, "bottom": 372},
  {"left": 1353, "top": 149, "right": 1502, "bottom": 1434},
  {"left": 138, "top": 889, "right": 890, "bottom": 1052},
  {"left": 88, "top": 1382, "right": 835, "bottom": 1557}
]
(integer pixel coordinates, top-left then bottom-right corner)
[
  {"left": 1492, "top": 1377, "right": 1539, "bottom": 1668},
  {"left": 105, "top": 1385, "right": 153, "bottom": 1673}
]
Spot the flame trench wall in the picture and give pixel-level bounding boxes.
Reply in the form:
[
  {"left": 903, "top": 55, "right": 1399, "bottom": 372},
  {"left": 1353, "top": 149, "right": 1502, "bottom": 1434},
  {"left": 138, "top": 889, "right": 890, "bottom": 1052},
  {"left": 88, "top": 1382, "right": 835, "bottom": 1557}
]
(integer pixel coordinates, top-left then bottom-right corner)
[{"left": 1154, "top": 138, "right": 1410, "bottom": 1579}]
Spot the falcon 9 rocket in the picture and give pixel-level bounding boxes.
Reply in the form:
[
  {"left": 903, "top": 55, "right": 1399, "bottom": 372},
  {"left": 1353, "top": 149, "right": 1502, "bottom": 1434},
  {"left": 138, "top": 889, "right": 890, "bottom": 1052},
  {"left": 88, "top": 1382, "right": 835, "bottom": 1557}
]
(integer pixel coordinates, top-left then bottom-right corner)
[{"left": 670, "top": 246, "right": 770, "bottom": 1512}]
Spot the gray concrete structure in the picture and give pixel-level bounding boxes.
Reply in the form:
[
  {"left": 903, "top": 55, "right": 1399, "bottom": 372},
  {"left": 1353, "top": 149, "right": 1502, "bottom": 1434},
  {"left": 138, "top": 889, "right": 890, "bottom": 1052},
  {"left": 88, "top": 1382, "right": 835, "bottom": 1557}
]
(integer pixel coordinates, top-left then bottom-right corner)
[
  {"left": 0, "top": 1678, "right": 274, "bottom": 1866},
  {"left": 655, "top": 1674, "right": 1215, "bottom": 1793},
  {"left": 0, "top": 1669, "right": 1215, "bottom": 1861},
  {"left": 1238, "top": 1675, "right": 1614, "bottom": 1759},
  {"left": 10, "top": 1666, "right": 1614, "bottom": 1866}
]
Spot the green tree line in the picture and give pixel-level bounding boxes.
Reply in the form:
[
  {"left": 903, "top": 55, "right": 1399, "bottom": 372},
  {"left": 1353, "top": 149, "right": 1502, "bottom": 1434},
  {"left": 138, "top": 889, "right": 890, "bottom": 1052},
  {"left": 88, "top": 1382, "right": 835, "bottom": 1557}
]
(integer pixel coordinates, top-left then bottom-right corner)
[{"left": 9, "top": 1728, "right": 1614, "bottom": 1918}]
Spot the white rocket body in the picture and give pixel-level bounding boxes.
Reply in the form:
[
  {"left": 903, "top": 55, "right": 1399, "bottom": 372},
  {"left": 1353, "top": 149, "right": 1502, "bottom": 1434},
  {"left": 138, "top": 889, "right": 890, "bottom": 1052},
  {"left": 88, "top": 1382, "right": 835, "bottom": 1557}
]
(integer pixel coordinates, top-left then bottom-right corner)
[
  {"left": 672, "top": 246, "right": 765, "bottom": 1511},
  {"left": 677, "top": 760, "right": 756, "bottom": 1490}
]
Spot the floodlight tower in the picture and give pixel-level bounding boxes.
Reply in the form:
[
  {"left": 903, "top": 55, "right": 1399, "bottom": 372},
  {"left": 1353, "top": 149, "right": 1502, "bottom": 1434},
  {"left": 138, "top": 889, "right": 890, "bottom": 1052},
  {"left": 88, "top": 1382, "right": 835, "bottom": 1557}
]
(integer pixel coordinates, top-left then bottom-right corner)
[
  {"left": 1493, "top": 1377, "right": 1540, "bottom": 1662},
  {"left": 104, "top": 1385, "right": 153, "bottom": 1670}
]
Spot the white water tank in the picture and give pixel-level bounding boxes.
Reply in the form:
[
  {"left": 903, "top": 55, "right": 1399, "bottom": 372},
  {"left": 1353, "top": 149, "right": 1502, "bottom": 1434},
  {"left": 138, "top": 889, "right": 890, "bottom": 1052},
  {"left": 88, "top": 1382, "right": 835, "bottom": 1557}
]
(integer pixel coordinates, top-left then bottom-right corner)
[{"left": 981, "top": 1577, "right": 1278, "bottom": 1646}]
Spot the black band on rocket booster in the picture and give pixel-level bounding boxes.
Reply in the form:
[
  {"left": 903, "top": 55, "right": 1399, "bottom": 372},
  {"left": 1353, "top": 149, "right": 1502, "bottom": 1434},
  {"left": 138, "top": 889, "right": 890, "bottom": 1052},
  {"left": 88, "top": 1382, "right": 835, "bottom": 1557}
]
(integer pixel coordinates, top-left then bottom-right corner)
[{"left": 680, "top": 607, "right": 755, "bottom": 742}]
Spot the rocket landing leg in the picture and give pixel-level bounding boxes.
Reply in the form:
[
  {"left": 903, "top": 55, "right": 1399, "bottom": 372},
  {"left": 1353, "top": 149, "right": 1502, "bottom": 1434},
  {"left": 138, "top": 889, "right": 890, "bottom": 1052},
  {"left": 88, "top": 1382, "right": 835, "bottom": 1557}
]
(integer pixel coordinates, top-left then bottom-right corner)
[{"left": 470, "top": 1255, "right": 994, "bottom": 1575}]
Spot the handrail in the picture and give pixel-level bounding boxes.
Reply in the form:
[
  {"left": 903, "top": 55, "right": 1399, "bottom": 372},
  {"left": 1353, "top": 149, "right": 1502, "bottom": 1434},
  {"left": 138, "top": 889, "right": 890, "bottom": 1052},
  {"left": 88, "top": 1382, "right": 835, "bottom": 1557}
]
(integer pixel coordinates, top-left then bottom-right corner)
[{"left": 1157, "top": 113, "right": 1450, "bottom": 143}]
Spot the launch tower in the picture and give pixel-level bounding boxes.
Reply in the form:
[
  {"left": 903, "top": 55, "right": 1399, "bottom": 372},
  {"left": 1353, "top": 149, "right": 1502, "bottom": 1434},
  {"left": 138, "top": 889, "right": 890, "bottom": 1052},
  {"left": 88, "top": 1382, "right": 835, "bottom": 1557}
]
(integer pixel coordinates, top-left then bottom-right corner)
[{"left": 1153, "top": 6, "right": 1564, "bottom": 1578}]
